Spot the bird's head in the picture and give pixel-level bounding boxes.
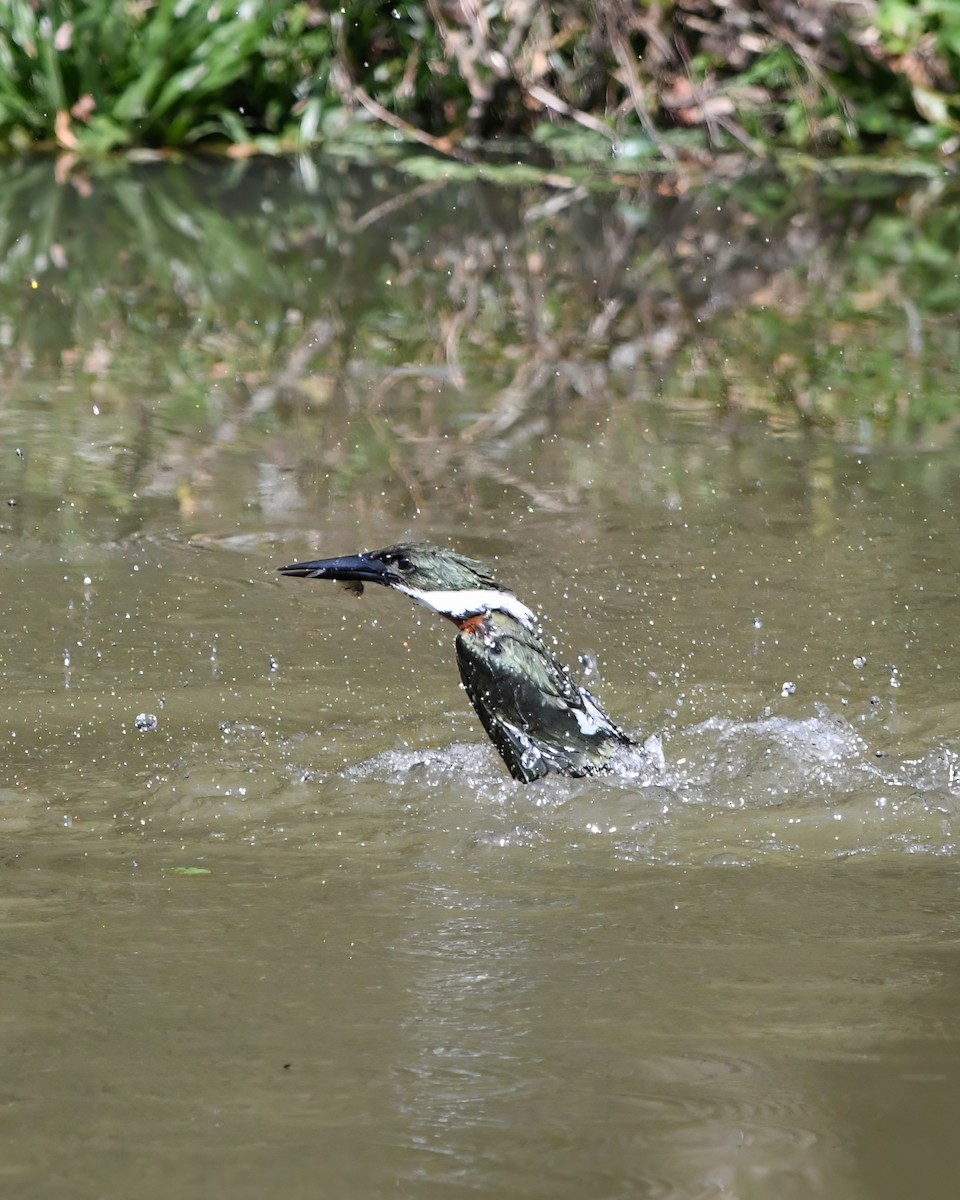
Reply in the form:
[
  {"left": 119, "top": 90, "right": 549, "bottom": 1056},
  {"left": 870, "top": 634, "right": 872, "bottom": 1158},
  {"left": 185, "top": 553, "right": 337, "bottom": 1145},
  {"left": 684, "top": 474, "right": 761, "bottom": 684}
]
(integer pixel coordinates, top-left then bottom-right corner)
[{"left": 278, "top": 542, "right": 536, "bottom": 627}]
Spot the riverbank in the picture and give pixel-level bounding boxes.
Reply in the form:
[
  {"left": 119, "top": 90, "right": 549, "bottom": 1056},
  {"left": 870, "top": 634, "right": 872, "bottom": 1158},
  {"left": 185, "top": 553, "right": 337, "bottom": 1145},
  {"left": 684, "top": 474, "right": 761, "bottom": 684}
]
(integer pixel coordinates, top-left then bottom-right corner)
[{"left": 1, "top": 1, "right": 957, "bottom": 163}]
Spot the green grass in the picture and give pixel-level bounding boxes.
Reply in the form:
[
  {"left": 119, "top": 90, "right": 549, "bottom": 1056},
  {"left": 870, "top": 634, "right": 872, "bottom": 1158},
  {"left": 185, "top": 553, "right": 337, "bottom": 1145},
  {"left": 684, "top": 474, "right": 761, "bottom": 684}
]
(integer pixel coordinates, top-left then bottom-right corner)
[{"left": 0, "top": 0, "right": 333, "bottom": 153}]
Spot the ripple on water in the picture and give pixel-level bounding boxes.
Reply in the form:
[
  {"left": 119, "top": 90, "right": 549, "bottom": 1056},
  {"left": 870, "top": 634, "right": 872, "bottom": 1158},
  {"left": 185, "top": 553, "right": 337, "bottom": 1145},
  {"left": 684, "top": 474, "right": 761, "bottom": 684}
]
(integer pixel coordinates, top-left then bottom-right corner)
[{"left": 391, "top": 1041, "right": 831, "bottom": 1200}]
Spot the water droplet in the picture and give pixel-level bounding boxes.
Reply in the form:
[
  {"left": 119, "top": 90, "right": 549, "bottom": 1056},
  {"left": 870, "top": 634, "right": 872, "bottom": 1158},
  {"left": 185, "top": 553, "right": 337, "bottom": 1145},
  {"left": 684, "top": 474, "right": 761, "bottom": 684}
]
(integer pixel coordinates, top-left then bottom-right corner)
[{"left": 520, "top": 745, "right": 542, "bottom": 772}]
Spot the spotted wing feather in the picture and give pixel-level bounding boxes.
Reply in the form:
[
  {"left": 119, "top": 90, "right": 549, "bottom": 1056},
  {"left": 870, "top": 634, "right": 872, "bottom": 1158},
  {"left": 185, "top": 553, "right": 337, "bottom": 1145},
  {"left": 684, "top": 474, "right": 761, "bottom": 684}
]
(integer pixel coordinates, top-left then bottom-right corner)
[{"left": 455, "top": 614, "right": 633, "bottom": 783}]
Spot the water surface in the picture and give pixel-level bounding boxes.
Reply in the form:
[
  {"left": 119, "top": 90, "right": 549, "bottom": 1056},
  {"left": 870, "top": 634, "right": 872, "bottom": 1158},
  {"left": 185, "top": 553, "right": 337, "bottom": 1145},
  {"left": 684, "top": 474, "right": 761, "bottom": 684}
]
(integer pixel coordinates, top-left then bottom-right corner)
[{"left": 2, "top": 156, "right": 960, "bottom": 1199}]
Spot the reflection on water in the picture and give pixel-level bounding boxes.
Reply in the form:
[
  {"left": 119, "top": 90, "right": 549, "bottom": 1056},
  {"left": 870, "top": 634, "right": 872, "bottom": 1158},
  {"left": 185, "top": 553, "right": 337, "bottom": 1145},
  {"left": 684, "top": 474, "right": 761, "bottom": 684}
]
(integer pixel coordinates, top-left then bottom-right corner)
[{"left": 2, "top": 158, "right": 960, "bottom": 1199}]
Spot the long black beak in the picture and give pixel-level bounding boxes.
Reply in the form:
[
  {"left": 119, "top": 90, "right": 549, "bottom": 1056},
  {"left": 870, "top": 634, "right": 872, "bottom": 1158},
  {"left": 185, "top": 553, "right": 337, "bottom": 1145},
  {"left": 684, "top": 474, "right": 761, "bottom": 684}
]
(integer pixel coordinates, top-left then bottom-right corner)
[{"left": 277, "top": 552, "right": 397, "bottom": 587}]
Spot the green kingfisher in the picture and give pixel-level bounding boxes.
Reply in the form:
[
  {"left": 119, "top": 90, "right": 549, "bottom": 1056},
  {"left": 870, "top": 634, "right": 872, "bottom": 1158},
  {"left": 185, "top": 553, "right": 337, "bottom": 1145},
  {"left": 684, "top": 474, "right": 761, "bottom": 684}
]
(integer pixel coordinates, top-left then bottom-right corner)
[{"left": 277, "top": 542, "right": 650, "bottom": 783}]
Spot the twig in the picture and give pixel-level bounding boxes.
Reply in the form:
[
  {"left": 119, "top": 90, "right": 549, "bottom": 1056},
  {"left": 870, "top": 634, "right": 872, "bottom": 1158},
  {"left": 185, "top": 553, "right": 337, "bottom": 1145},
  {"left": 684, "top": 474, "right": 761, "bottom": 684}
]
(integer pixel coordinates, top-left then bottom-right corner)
[
  {"left": 352, "top": 84, "right": 474, "bottom": 163},
  {"left": 527, "top": 85, "right": 617, "bottom": 139},
  {"left": 607, "top": 26, "right": 678, "bottom": 162}
]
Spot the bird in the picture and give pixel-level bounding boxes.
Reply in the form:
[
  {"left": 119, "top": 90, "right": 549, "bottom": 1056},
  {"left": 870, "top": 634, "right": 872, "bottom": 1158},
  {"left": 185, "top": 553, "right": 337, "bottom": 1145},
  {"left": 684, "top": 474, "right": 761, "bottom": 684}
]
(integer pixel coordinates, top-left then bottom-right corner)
[{"left": 277, "top": 542, "right": 651, "bottom": 783}]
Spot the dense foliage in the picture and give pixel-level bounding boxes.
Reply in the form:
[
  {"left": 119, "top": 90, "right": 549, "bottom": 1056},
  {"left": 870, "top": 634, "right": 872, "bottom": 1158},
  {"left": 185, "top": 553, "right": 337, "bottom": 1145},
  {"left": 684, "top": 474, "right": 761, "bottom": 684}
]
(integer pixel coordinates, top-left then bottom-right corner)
[{"left": 0, "top": 0, "right": 958, "bottom": 158}]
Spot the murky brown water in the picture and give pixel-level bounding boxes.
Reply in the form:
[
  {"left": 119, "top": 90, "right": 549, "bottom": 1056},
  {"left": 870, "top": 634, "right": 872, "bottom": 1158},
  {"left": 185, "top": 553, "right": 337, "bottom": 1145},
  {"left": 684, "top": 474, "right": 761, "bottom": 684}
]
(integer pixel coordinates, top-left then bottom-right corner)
[{"left": 3, "top": 157, "right": 960, "bottom": 1199}]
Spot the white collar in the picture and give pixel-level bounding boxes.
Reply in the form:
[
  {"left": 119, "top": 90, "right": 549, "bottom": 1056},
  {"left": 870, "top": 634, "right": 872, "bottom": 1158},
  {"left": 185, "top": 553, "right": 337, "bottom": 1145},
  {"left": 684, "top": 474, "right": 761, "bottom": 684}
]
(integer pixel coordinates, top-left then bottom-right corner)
[{"left": 396, "top": 584, "right": 537, "bottom": 629}]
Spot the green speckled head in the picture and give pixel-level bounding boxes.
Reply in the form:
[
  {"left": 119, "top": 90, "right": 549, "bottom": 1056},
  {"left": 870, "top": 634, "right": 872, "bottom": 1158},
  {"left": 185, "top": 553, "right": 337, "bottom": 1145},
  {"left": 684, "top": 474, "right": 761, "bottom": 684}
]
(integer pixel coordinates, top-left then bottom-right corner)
[{"left": 370, "top": 543, "right": 505, "bottom": 591}]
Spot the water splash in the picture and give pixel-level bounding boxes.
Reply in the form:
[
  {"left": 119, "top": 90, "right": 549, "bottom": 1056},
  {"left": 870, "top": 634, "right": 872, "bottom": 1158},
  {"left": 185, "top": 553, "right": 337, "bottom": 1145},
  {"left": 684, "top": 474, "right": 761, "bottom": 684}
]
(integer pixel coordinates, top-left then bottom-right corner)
[{"left": 329, "top": 706, "right": 960, "bottom": 863}]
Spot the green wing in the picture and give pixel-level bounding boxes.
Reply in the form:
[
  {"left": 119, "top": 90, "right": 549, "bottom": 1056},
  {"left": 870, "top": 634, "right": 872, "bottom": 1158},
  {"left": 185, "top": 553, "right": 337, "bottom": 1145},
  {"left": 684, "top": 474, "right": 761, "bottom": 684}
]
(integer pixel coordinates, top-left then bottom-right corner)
[{"left": 455, "top": 614, "right": 633, "bottom": 783}]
